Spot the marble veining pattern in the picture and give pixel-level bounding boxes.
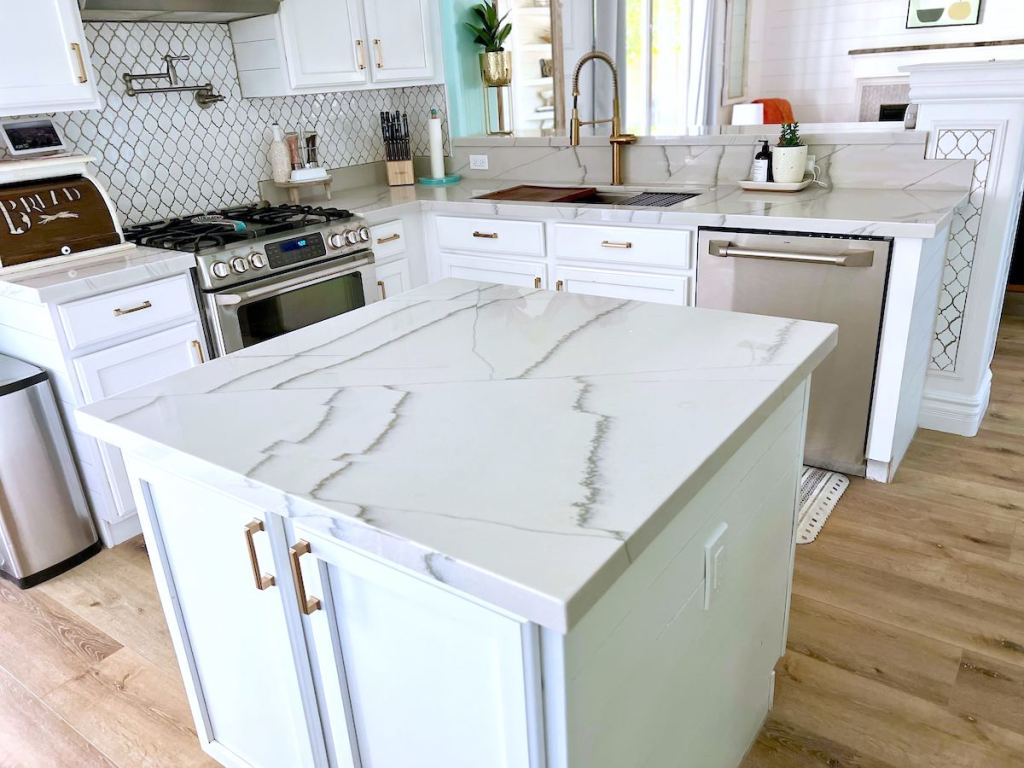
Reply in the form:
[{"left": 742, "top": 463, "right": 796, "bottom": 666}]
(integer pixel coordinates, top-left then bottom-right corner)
[{"left": 77, "top": 279, "right": 836, "bottom": 631}]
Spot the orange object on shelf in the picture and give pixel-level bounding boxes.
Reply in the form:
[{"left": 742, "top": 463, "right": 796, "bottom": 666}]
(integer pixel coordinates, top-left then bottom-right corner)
[{"left": 752, "top": 98, "right": 796, "bottom": 125}]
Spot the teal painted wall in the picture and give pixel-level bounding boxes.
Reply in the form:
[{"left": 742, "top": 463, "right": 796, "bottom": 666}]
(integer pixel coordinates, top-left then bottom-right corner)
[{"left": 441, "top": 0, "right": 485, "bottom": 137}]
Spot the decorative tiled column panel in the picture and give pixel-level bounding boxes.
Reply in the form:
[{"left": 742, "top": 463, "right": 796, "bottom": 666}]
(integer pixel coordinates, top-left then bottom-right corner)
[
  {"left": 931, "top": 129, "right": 994, "bottom": 372},
  {"left": 907, "top": 61, "right": 1024, "bottom": 437},
  {"left": 0, "top": 22, "right": 449, "bottom": 226}
]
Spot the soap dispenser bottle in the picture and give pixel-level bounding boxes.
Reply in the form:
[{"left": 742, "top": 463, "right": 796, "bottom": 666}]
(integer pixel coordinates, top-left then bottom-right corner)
[{"left": 751, "top": 140, "right": 773, "bottom": 183}]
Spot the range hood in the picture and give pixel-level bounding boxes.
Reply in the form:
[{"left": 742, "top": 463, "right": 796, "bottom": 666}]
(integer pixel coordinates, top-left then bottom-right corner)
[{"left": 79, "top": 0, "right": 280, "bottom": 22}]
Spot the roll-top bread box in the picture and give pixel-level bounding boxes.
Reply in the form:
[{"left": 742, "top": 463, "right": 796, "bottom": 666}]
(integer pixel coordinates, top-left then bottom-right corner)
[{"left": 0, "top": 156, "right": 125, "bottom": 271}]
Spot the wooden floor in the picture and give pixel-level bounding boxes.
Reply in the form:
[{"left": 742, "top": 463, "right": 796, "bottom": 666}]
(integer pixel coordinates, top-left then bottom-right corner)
[{"left": 1, "top": 318, "right": 1022, "bottom": 767}]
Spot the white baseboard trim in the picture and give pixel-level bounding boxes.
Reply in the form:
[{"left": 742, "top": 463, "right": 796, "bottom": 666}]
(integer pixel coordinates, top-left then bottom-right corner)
[
  {"left": 919, "top": 370, "right": 992, "bottom": 437},
  {"left": 96, "top": 513, "right": 143, "bottom": 548}
]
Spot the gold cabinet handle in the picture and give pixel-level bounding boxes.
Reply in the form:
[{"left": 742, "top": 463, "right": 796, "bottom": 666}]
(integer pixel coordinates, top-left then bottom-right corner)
[
  {"left": 191, "top": 339, "right": 205, "bottom": 364},
  {"left": 70, "top": 43, "right": 88, "bottom": 84},
  {"left": 601, "top": 240, "right": 633, "bottom": 249},
  {"left": 533, "top": 276, "right": 542, "bottom": 289},
  {"left": 473, "top": 231, "right": 498, "bottom": 239},
  {"left": 112, "top": 300, "right": 152, "bottom": 317},
  {"left": 244, "top": 520, "right": 275, "bottom": 591},
  {"left": 288, "top": 540, "right": 322, "bottom": 615},
  {"left": 556, "top": 279, "right": 564, "bottom": 291},
  {"left": 372, "top": 38, "right": 384, "bottom": 68},
  {"left": 376, "top": 233, "right": 401, "bottom": 244},
  {"left": 377, "top": 279, "right": 387, "bottom": 300},
  {"left": 355, "top": 39, "right": 367, "bottom": 70}
]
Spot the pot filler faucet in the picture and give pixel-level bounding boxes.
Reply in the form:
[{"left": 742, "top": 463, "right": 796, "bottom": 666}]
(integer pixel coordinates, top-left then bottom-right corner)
[{"left": 569, "top": 51, "right": 636, "bottom": 186}]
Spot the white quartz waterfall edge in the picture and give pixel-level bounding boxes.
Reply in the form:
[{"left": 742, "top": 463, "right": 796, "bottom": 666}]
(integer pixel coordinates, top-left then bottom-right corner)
[{"left": 796, "top": 467, "right": 849, "bottom": 544}]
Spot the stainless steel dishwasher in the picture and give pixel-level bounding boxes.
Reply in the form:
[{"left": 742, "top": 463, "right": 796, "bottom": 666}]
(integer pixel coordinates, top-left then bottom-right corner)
[{"left": 696, "top": 229, "right": 892, "bottom": 476}]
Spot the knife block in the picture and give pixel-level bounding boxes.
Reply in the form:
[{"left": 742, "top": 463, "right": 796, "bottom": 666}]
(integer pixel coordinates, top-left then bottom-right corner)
[{"left": 386, "top": 160, "right": 415, "bottom": 187}]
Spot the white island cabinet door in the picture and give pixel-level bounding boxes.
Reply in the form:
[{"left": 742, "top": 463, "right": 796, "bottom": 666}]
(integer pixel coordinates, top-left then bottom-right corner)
[
  {"left": 362, "top": 0, "right": 435, "bottom": 83},
  {"left": 0, "top": 0, "right": 100, "bottom": 116},
  {"left": 133, "top": 468, "right": 322, "bottom": 768},
  {"left": 290, "top": 528, "right": 541, "bottom": 768},
  {"left": 74, "top": 323, "right": 207, "bottom": 521},
  {"left": 279, "top": 0, "right": 368, "bottom": 89}
]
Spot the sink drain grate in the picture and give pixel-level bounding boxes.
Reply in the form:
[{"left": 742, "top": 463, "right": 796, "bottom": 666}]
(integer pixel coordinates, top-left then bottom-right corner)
[{"left": 615, "top": 191, "right": 701, "bottom": 207}]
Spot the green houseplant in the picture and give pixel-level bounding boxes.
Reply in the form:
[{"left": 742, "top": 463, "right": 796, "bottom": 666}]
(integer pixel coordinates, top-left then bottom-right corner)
[
  {"left": 773, "top": 122, "right": 808, "bottom": 184},
  {"left": 466, "top": 2, "right": 513, "bottom": 86}
]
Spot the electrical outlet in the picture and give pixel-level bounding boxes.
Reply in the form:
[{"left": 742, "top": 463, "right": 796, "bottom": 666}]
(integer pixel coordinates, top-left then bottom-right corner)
[
  {"left": 703, "top": 522, "right": 728, "bottom": 610},
  {"left": 469, "top": 154, "right": 489, "bottom": 170}
]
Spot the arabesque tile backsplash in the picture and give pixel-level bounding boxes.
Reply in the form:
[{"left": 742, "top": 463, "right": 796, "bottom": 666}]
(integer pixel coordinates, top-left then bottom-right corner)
[{"left": 3, "top": 22, "right": 449, "bottom": 226}]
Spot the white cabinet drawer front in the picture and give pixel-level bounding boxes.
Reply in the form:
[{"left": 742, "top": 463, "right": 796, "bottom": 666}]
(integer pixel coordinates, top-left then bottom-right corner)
[
  {"left": 556, "top": 266, "right": 691, "bottom": 306},
  {"left": 552, "top": 223, "right": 693, "bottom": 269},
  {"left": 59, "top": 275, "right": 196, "bottom": 351},
  {"left": 370, "top": 219, "right": 407, "bottom": 260},
  {"left": 435, "top": 216, "right": 545, "bottom": 258},
  {"left": 440, "top": 253, "right": 547, "bottom": 290}
]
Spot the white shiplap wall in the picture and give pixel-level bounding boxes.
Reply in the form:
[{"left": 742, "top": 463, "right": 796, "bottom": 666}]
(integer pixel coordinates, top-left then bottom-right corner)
[{"left": 746, "top": 0, "right": 1024, "bottom": 123}]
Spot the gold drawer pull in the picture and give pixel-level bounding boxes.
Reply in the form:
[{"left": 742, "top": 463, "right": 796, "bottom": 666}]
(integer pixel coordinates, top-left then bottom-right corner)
[
  {"left": 243, "top": 520, "right": 275, "bottom": 591},
  {"left": 355, "top": 39, "right": 367, "bottom": 70},
  {"left": 473, "top": 231, "right": 498, "bottom": 239},
  {"left": 377, "top": 279, "right": 387, "bottom": 300},
  {"left": 556, "top": 279, "right": 564, "bottom": 291},
  {"left": 373, "top": 38, "right": 384, "bottom": 68},
  {"left": 601, "top": 240, "right": 633, "bottom": 249},
  {"left": 289, "top": 540, "right": 322, "bottom": 615},
  {"left": 533, "top": 276, "right": 542, "bottom": 289},
  {"left": 112, "top": 300, "right": 152, "bottom": 317},
  {"left": 376, "top": 233, "right": 401, "bottom": 244},
  {"left": 70, "top": 42, "right": 88, "bottom": 83},
  {"left": 191, "top": 339, "right": 205, "bottom": 364}
]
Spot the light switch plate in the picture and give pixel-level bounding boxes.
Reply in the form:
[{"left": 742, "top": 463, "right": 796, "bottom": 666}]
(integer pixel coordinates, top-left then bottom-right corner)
[
  {"left": 469, "top": 154, "right": 489, "bottom": 170},
  {"left": 703, "top": 522, "right": 728, "bottom": 610}
]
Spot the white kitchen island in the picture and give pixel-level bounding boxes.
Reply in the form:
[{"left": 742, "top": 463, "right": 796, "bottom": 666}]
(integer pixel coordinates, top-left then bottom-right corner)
[{"left": 77, "top": 279, "right": 835, "bottom": 768}]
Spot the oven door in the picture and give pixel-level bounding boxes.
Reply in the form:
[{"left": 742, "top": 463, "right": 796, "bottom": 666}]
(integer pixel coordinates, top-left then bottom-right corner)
[{"left": 206, "top": 255, "right": 378, "bottom": 356}]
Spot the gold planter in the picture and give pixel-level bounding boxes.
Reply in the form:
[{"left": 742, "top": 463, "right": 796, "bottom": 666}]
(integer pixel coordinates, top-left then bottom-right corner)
[{"left": 479, "top": 51, "right": 512, "bottom": 86}]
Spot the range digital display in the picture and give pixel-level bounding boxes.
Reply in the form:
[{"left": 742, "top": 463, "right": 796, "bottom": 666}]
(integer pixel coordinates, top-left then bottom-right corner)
[{"left": 265, "top": 232, "right": 327, "bottom": 270}]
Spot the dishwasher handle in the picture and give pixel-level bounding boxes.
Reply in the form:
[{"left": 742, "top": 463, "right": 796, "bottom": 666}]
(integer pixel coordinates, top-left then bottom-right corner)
[{"left": 708, "top": 240, "right": 874, "bottom": 268}]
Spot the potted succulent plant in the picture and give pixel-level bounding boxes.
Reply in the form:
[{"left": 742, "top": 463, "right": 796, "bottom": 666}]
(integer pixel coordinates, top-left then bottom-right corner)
[
  {"left": 773, "top": 122, "right": 808, "bottom": 184},
  {"left": 466, "top": 1, "right": 513, "bottom": 86}
]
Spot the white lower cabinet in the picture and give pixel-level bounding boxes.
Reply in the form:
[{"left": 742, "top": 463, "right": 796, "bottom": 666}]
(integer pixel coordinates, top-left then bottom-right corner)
[
  {"left": 73, "top": 322, "right": 206, "bottom": 521},
  {"left": 374, "top": 258, "right": 411, "bottom": 300},
  {"left": 139, "top": 472, "right": 320, "bottom": 768},
  {"left": 439, "top": 252, "right": 547, "bottom": 290},
  {"left": 292, "top": 529, "right": 537, "bottom": 768},
  {"left": 554, "top": 265, "right": 691, "bottom": 305}
]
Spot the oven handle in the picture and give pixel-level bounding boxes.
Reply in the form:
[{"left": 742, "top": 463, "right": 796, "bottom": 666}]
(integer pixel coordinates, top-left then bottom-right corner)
[
  {"left": 214, "top": 257, "right": 374, "bottom": 306},
  {"left": 708, "top": 240, "right": 874, "bottom": 268}
]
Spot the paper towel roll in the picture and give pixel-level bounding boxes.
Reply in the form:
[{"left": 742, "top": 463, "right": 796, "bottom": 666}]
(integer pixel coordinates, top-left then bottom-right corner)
[{"left": 428, "top": 116, "right": 445, "bottom": 179}]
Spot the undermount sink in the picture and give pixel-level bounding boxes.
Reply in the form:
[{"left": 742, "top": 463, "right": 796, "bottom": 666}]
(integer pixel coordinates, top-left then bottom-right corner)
[{"left": 474, "top": 184, "right": 703, "bottom": 208}]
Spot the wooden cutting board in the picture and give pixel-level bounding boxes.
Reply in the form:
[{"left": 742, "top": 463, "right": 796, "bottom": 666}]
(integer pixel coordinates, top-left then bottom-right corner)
[{"left": 476, "top": 185, "right": 598, "bottom": 203}]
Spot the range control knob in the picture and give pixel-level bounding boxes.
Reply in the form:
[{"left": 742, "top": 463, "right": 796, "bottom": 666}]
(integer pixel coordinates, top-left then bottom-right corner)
[
  {"left": 229, "top": 256, "right": 249, "bottom": 274},
  {"left": 345, "top": 229, "right": 360, "bottom": 245},
  {"left": 357, "top": 226, "right": 370, "bottom": 242},
  {"left": 211, "top": 261, "right": 230, "bottom": 279},
  {"left": 328, "top": 232, "right": 347, "bottom": 249},
  {"left": 248, "top": 251, "right": 268, "bottom": 270}
]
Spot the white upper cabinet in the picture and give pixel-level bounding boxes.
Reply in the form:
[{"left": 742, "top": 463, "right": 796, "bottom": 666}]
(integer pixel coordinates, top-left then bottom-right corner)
[
  {"left": 231, "top": 0, "right": 439, "bottom": 98},
  {"left": 363, "top": 0, "right": 434, "bottom": 83},
  {"left": 0, "top": 0, "right": 101, "bottom": 116},
  {"left": 279, "top": 0, "right": 368, "bottom": 88}
]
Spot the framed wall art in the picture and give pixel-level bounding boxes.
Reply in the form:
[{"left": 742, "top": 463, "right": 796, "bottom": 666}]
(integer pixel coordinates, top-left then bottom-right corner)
[{"left": 907, "top": 0, "right": 982, "bottom": 29}]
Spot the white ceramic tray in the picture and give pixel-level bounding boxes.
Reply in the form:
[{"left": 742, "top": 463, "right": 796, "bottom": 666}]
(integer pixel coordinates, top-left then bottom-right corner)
[{"left": 738, "top": 175, "right": 814, "bottom": 192}]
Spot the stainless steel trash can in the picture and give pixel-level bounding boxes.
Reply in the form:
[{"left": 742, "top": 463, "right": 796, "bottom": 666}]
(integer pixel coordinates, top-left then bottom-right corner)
[{"left": 0, "top": 354, "right": 100, "bottom": 588}]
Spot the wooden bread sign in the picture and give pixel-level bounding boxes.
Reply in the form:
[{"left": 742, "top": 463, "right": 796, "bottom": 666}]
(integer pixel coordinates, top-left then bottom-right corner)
[{"left": 0, "top": 175, "right": 122, "bottom": 269}]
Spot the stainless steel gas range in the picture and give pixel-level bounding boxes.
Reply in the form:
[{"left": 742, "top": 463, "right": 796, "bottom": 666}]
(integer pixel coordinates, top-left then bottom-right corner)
[{"left": 124, "top": 204, "right": 378, "bottom": 357}]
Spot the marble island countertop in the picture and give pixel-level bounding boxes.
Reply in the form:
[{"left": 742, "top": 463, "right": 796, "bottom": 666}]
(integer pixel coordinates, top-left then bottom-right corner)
[
  {"left": 77, "top": 279, "right": 836, "bottom": 632},
  {"left": 329, "top": 178, "right": 969, "bottom": 239}
]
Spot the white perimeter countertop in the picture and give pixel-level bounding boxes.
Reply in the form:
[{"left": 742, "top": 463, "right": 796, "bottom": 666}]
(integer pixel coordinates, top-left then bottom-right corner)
[{"left": 77, "top": 279, "right": 836, "bottom": 632}]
